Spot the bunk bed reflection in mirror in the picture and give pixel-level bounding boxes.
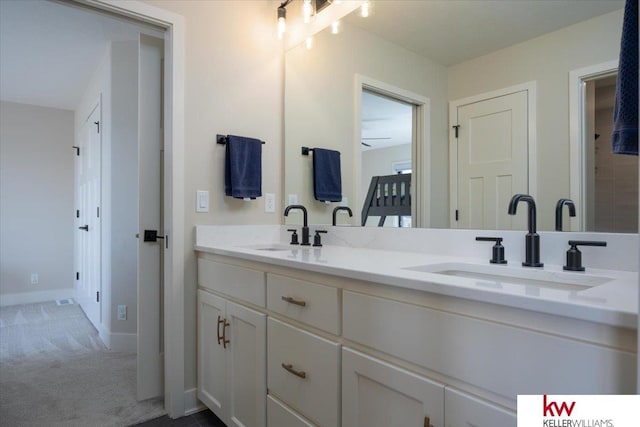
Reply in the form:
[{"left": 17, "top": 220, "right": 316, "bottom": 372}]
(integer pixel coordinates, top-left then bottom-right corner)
[{"left": 361, "top": 173, "right": 412, "bottom": 227}]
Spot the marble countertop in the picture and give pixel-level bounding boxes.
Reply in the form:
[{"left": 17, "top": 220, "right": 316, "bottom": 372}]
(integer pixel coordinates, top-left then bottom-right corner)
[{"left": 195, "top": 228, "right": 638, "bottom": 329}]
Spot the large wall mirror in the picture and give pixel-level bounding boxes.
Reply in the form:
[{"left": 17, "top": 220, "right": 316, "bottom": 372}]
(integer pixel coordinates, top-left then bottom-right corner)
[{"left": 284, "top": 0, "right": 637, "bottom": 232}]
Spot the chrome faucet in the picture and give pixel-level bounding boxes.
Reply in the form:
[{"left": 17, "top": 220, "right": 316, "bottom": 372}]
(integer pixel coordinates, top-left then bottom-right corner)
[
  {"left": 508, "top": 194, "right": 543, "bottom": 267},
  {"left": 555, "top": 198, "right": 576, "bottom": 231},
  {"left": 284, "top": 204, "right": 310, "bottom": 246},
  {"left": 332, "top": 206, "right": 353, "bottom": 226}
]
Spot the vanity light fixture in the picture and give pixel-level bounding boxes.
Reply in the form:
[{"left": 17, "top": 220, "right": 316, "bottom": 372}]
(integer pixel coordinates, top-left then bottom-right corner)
[
  {"left": 303, "top": 0, "right": 313, "bottom": 24},
  {"left": 331, "top": 20, "right": 340, "bottom": 34},
  {"left": 360, "top": 0, "right": 371, "bottom": 18},
  {"left": 277, "top": 0, "right": 292, "bottom": 40}
]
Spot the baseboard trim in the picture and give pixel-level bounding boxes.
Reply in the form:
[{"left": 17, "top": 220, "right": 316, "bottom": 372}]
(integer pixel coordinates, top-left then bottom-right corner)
[
  {"left": 99, "top": 328, "right": 137, "bottom": 352},
  {"left": 0, "top": 289, "right": 74, "bottom": 307},
  {"left": 184, "top": 388, "right": 205, "bottom": 416}
]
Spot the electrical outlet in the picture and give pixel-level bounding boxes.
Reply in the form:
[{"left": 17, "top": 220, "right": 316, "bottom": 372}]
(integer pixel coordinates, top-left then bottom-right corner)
[
  {"left": 265, "top": 193, "right": 275, "bottom": 213},
  {"left": 31, "top": 273, "right": 38, "bottom": 285},
  {"left": 117, "top": 305, "right": 127, "bottom": 320}
]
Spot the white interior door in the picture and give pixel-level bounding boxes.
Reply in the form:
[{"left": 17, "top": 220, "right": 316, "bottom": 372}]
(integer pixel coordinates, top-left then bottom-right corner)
[
  {"left": 454, "top": 90, "right": 528, "bottom": 229},
  {"left": 76, "top": 101, "right": 102, "bottom": 329},
  {"left": 137, "top": 35, "right": 164, "bottom": 401}
]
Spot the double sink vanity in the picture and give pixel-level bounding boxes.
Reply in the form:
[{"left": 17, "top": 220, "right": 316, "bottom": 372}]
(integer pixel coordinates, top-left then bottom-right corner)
[{"left": 195, "top": 224, "right": 637, "bottom": 427}]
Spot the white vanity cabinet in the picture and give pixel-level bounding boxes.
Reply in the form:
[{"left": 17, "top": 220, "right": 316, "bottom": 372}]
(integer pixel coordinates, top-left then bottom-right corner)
[
  {"left": 343, "top": 347, "right": 444, "bottom": 427},
  {"left": 196, "top": 251, "right": 635, "bottom": 427}
]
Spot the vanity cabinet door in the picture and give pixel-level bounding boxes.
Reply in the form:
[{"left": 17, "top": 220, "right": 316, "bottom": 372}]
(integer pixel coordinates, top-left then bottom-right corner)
[
  {"left": 197, "top": 290, "right": 228, "bottom": 421},
  {"left": 342, "top": 347, "right": 444, "bottom": 427},
  {"left": 444, "top": 388, "right": 515, "bottom": 427},
  {"left": 198, "top": 290, "right": 267, "bottom": 427},
  {"left": 226, "top": 301, "right": 267, "bottom": 427}
]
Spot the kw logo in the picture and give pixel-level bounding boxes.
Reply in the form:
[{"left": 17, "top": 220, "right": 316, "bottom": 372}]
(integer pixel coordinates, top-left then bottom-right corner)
[{"left": 543, "top": 395, "right": 576, "bottom": 417}]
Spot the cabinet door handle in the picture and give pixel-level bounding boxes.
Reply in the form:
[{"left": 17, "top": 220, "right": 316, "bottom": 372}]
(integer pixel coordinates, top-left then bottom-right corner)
[
  {"left": 217, "top": 315, "right": 224, "bottom": 346},
  {"left": 281, "top": 296, "right": 307, "bottom": 307},
  {"left": 281, "top": 363, "right": 307, "bottom": 379},
  {"left": 222, "top": 318, "right": 230, "bottom": 349}
]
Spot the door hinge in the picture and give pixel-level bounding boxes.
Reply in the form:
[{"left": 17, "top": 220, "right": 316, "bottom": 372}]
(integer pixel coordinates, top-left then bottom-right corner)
[
  {"left": 76, "top": 272, "right": 79, "bottom": 280},
  {"left": 455, "top": 209, "right": 459, "bottom": 221},
  {"left": 76, "top": 209, "right": 80, "bottom": 218},
  {"left": 94, "top": 121, "right": 100, "bottom": 133},
  {"left": 452, "top": 125, "right": 460, "bottom": 138},
  {"left": 96, "top": 291, "right": 100, "bottom": 302}
]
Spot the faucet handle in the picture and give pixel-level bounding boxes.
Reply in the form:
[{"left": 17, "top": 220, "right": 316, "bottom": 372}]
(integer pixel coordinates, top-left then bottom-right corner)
[
  {"left": 287, "top": 229, "right": 300, "bottom": 245},
  {"left": 313, "top": 230, "right": 328, "bottom": 247},
  {"left": 563, "top": 240, "right": 606, "bottom": 271},
  {"left": 475, "top": 237, "right": 507, "bottom": 264}
]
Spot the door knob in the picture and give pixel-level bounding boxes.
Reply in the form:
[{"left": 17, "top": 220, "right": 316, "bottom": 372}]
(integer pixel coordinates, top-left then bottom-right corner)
[
  {"left": 143, "top": 229, "right": 165, "bottom": 242},
  {"left": 79, "top": 225, "right": 89, "bottom": 231}
]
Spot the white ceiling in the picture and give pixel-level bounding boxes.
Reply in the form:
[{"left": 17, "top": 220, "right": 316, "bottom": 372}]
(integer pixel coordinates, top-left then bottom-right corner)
[
  {"left": 0, "top": 0, "right": 163, "bottom": 110},
  {"left": 346, "top": 0, "right": 624, "bottom": 67},
  {"left": 361, "top": 90, "right": 412, "bottom": 151}
]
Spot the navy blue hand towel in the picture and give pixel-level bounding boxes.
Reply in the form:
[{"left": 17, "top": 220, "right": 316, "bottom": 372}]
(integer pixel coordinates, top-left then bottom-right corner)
[
  {"left": 611, "top": 0, "right": 638, "bottom": 155},
  {"left": 224, "top": 135, "right": 262, "bottom": 199},
  {"left": 312, "top": 148, "right": 342, "bottom": 202}
]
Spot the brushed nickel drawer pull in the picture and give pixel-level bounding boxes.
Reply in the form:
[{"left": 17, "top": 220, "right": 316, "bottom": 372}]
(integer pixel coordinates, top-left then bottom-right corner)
[
  {"left": 222, "top": 318, "right": 230, "bottom": 349},
  {"left": 217, "top": 315, "right": 225, "bottom": 346},
  {"left": 281, "top": 363, "right": 307, "bottom": 379},
  {"left": 281, "top": 296, "right": 307, "bottom": 307}
]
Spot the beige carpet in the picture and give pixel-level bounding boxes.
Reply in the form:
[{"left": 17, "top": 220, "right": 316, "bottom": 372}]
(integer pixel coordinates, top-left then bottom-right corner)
[{"left": 0, "top": 301, "right": 166, "bottom": 426}]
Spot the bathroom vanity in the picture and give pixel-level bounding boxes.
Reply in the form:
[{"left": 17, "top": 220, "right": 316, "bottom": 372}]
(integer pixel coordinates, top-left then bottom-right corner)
[{"left": 194, "top": 225, "right": 637, "bottom": 427}]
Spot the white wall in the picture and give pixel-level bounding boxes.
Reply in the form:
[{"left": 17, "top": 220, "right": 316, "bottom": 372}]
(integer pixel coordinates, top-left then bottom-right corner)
[
  {"left": 0, "top": 101, "right": 75, "bottom": 305},
  {"left": 144, "top": 0, "right": 284, "bottom": 391},
  {"left": 110, "top": 41, "right": 139, "bottom": 338},
  {"left": 448, "top": 9, "right": 623, "bottom": 231}
]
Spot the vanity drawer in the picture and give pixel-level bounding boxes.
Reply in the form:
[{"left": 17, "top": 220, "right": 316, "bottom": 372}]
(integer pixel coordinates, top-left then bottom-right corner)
[
  {"left": 445, "top": 388, "right": 515, "bottom": 427},
  {"left": 198, "top": 258, "right": 265, "bottom": 307},
  {"left": 343, "top": 290, "right": 636, "bottom": 399},
  {"left": 267, "top": 318, "right": 340, "bottom": 427},
  {"left": 266, "top": 273, "right": 340, "bottom": 334},
  {"left": 267, "top": 395, "right": 315, "bottom": 427}
]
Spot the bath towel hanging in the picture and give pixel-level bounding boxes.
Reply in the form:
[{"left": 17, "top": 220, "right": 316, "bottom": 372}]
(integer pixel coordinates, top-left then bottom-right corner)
[
  {"left": 224, "top": 134, "right": 262, "bottom": 199},
  {"left": 311, "top": 148, "right": 342, "bottom": 202},
  {"left": 611, "top": 0, "right": 638, "bottom": 155}
]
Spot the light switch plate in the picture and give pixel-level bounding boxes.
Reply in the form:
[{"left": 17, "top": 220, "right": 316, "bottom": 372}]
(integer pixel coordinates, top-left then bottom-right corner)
[
  {"left": 196, "top": 190, "right": 209, "bottom": 213},
  {"left": 265, "top": 193, "right": 275, "bottom": 213}
]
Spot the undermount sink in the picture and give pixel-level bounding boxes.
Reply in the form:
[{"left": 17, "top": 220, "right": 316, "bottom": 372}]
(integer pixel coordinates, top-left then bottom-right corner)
[
  {"left": 240, "top": 244, "right": 293, "bottom": 251},
  {"left": 403, "top": 262, "right": 613, "bottom": 291}
]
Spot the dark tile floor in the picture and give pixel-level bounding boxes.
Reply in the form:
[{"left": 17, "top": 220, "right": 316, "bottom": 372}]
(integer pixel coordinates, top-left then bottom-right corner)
[{"left": 131, "top": 409, "right": 226, "bottom": 427}]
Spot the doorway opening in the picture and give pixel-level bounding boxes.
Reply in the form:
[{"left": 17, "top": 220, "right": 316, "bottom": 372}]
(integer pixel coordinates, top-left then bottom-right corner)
[
  {"left": 361, "top": 90, "right": 415, "bottom": 228},
  {"left": 0, "top": 0, "right": 183, "bottom": 420},
  {"left": 355, "top": 76, "right": 431, "bottom": 228},
  {"left": 569, "top": 61, "right": 638, "bottom": 233}
]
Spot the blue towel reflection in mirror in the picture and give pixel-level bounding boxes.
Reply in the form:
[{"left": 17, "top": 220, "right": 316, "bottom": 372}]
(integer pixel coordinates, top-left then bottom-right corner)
[
  {"left": 224, "top": 134, "right": 262, "bottom": 199},
  {"left": 311, "top": 148, "right": 342, "bottom": 202}
]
